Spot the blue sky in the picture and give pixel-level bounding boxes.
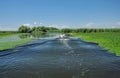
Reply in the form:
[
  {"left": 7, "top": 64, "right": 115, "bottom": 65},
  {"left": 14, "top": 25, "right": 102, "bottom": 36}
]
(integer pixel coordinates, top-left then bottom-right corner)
[{"left": 0, "top": 0, "right": 120, "bottom": 30}]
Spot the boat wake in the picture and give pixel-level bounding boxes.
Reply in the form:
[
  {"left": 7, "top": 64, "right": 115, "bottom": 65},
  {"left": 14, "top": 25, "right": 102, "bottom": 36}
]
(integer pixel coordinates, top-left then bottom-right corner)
[{"left": 59, "top": 39, "right": 75, "bottom": 55}]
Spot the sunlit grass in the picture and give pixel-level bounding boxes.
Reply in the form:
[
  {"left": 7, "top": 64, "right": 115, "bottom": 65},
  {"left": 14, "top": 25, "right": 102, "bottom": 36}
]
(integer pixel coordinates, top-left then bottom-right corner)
[
  {"left": 0, "top": 32, "right": 17, "bottom": 38},
  {"left": 72, "top": 32, "right": 120, "bottom": 56},
  {"left": 0, "top": 33, "right": 31, "bottom": 51},
  {"left": 0, "top": 38, "right": 31, "bottom": 51}
]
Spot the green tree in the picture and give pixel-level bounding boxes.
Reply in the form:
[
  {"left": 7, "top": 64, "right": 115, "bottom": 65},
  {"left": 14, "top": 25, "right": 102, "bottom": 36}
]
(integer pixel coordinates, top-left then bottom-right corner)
[
  {"left": 61, "top": 28, "right": 72, "bottom": 33},
  {"left": 18, "top": 26, "right": 31, "bottom": 33}
]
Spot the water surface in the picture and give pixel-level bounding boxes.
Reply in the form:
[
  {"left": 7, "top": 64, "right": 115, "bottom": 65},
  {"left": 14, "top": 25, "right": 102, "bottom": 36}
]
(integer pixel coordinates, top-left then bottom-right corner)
[{"left": 0, "top": 35, "right": 120, "bottom": 78}]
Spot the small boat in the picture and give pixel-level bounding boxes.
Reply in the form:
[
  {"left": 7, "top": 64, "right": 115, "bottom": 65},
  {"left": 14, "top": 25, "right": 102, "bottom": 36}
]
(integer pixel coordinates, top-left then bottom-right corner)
[{"left": 59, "top": 34, "right": 69, "bottom": 39}]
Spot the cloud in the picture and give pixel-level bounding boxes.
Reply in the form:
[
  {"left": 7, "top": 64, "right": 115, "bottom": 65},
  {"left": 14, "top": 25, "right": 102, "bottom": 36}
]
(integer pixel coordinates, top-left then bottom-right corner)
[
  {"left": 22, "top": 23, "right": 35, "bottom": 28},
  {"left": 39, "top": 22, "right": 43, "bottom": 25},
  {"left": 111, "top": 22, "right": 120, "bottom": 28},
  {"left": 111, "top": 26, "right": 116, "bottom": 28},
  {"left": 117, "top": 22, "right": 120, "bottom": 26},
  {"left": 0, "top": 26, "right": 2, "bottom": 30},
  {"left": 48, "top": 24, "right": 69, "bottom": 29},
  {"left": 23, "top": 23, "right": 31, "bottom": 26},
  {"left": 0, "top": 26, "right": 17, "bottom": 31},
  {"left": 85, "top": 23, "right": 94, "bottom": 27},
  {"left": 60, "top": 25, "right": 69, "bottom": 28},
  {"left": 32, "top": 22, "right": 43, "bottom": 26},
  {"left": 21, "top": 22, "right": 43, "bottom": 28},
  {"left": 34, "top": 22, "right": 37, "bottom": 25},
  {"left": 0, "top": 24, "right": 17, "bottom": 31}
]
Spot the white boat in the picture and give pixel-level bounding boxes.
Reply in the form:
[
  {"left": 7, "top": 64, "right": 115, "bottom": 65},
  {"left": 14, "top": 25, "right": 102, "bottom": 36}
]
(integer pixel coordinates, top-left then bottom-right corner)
[{"left": 59, "top": 34, "right": 68, "bottom": 39}]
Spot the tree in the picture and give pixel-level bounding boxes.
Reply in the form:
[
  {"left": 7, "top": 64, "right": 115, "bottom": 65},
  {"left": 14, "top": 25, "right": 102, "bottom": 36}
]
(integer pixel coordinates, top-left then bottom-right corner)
[
  {"left": 37, "top": 26, "right": 47, "bottom": 32},
  {"left": 61, "top": 28, "right": 72, "bottom": 33},
  {"left": 18, "top": 26, "right": 31, "bottom": 33}
]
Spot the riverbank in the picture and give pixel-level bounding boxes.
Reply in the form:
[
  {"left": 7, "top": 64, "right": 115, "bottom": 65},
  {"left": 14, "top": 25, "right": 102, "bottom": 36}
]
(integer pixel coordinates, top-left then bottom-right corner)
[
  {"left": 0, "top": 33, "right": 31, "bottom": 51},
  {"left": 0, "top": 32, "right": 17, "bottom": 38},
  {"left": 71, "top": 32, "right": 120, "bottom": 56}
]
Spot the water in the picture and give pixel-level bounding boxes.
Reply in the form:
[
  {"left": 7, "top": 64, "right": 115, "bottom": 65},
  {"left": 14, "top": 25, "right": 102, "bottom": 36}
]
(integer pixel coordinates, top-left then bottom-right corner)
[
  {"left": 0, "top": 35, "right": 21, "bottom": 42},
  {"left": 0, "top": 33, "right": 60, "bottom": 42},
  {"left": 0, "top": 35, "right": 120, "bottom": 78}
]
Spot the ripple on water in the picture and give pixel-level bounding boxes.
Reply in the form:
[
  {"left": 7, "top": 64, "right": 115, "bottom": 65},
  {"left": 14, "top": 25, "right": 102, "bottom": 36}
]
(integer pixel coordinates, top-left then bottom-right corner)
[{"left": 0, "top": 36, "right": 120, "bottom": 78}]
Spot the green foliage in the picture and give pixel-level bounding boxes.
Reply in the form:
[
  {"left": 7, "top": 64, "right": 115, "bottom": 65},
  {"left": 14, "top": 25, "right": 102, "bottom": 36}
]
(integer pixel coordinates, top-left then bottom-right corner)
[
  {"left": 18, "top": 25, "right": 120, "bottom": 34},
  {"left": 0, "top": 32, "right": 18, "bottom": 38},
  {"left": 61, "top": 28, "right": 120, "bottom": 33},
  {"left": 31, "top": 26, "right": 59, "bottom": 35},
  {"left": 61, "top": 28, "right": 72, "bottom": 33},
  {"left": 0, "top": 33, "right": 31, "bottom": 51},
  {"left": 19, "top": 33, "right": 31, "bottom": 39},
  {"left": 72, "top": 32, "right": 120, "bottom": 56},
  {"left": 18, "top": 26, "right": 31, "bottom": 33},
  {"left": 31, "top": 26, "right": 47, "bottom": 36},
  {"left": 32, "top": 29, "right": 46, "bottom": 38},
  {"left": 0, "top": 38, "right": 30, "bottom": 51}
]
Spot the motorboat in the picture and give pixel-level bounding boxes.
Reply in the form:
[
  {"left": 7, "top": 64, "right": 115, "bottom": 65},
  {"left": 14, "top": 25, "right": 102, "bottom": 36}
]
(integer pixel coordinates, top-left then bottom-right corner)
[{"left": 58, "top": 34, "right": 69, "bottom": 39}]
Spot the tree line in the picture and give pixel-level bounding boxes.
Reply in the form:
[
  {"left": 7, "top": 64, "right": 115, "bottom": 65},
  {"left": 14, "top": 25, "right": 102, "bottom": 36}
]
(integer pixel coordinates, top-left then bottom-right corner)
[
  {"left": 18, "top": 25, "right": 59, "bottom": 34},
  {"left": 61, "top": 28, "right": 120, "bottom": 33},
  {"left": 18, "top": 25, "right": 120, "bottom": 34}
]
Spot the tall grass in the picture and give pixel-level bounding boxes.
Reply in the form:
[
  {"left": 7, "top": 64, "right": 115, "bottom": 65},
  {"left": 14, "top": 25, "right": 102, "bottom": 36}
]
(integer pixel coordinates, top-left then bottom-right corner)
[
  {"left": 0, "top": 31, "right": 18, "bottom": 38},
  {"left": 0, "top": 38, "right": 31, "bottom": 51},
  {"left": 73, "top": 28, "right": 120, "bottom": 33},
  {"left": 0, "top": 33, "right": 31, "bottom": 51},
  {"left": 61, "top": 28, "right": 120, "bottom": 33},
  {"left": 72, "top": 32, "right": 120, "bottom": 56}
]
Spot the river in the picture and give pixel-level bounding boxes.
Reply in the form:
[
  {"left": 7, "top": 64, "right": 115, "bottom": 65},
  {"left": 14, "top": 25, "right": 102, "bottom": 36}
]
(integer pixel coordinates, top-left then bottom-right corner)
[{"left": 0, "top": 35, "right": 120, "bottom": 78}]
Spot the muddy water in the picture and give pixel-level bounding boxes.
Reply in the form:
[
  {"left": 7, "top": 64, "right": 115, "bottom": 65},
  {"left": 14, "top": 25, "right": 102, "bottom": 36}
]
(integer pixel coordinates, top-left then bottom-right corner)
[{"left": 0, "top": 36, "right": 120, "bottom": 78}]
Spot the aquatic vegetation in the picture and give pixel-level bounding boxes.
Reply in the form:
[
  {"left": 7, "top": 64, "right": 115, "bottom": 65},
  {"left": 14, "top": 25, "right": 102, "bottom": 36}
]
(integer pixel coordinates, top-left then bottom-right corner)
[
  {"left": 0, "top": 33, "right": 31, "bottom": 51},
  {"left": 0, "top": 38, "right": 31, "bottom": 51},
  {"left": 0, "top": 32, "right": 17, "bottom": 38},
  {"left": 61, "top": 28, "right": 120, "bottom": 33},
  {"left": 0, "top": 32, "right": 52, "bottom": 51},
  {"left": 72, "top": 32, "right": 120, "bottom": 56}
]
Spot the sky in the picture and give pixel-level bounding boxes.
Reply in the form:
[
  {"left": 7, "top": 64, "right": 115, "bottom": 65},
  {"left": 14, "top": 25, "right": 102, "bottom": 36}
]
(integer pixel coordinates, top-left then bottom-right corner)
[{"left": 0, "top": 0, "right": 120, "bottom": 30}]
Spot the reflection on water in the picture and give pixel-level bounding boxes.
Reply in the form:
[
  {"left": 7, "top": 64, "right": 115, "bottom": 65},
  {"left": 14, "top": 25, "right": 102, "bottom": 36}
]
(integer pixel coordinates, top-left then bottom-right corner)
[
  {"left": 0, "top": 33, "right": 59, "bottom": 43},
  {"left": 0, "top": 35, "right": 21, "bottom": 42},
  {"left": 18, "top": 33, "right": 60, "bottom": 39},
  {"left": 19, "top": 33, "right": 31, "bottom": 39}
]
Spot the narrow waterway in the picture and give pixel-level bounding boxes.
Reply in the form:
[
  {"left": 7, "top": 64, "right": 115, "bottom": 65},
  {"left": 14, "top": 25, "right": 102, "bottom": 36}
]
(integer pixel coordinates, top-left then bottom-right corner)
[{"left": 0, "top": 36, "right": 120, "bottom": 78}]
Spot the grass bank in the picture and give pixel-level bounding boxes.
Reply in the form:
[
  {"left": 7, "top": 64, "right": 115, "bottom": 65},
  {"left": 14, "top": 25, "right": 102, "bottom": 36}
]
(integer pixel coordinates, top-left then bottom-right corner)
[
  {"left": 0, "top": 32, "right": 18, "bottom": 38},
  {"left": 0, "top": 33, "right": 31, "bottom": 51},
  {"left": 71, "top": 32, "right": 120, "bottom": 56}
]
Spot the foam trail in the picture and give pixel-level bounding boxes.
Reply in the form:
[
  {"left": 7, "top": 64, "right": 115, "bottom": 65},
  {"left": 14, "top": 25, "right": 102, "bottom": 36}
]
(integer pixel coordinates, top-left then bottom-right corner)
[
  {"left": 59, "top": 39, "right": 71, "bottom": 49},
  {"left": 59, "top": 39, "right": 75, "bottom": 55}
]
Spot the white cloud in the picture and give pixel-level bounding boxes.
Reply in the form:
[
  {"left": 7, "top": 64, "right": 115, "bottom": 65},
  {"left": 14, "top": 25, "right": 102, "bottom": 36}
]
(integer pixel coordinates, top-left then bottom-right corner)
[
  {"left": 39, "top": 22, "right": 43, "bottom": 25},
  {"left": 0, "top": 24, "right": 17, "bottom": 31},
  {"left": 60, "top": 25, "right": 69, "bottom": 28},
  {"left": 116, "top": 22, "right": 120, "bottom": 25},
  {"left": 23, "top": 23, "right": 31, "bottom": 26},
  {"left": 85, "top": 23, "right": 94, "bottom": 27},
  {"left": 0, "top": 26, "right": 2, "bottom": 30},
  {"left": 0, "top": 26, "right": 17, "bottom": 31},
  {"left": 34, "top": 22, "right": 37, "bottom": 25},
  {"left": 22, "top": 23, "right": 35, "bottom": 28},
  {"left": 111, "top": 26, "right": 116, "bottom": 28},
  {"left": 110, "top": 22, "right": 120, "bottom": 28},
  {"left": 48, "top": 24, "right": 69, "bottom": 29},
  {"left": 33, "top": 22, "right": 43, "bottom": 26},
  {"left": 21, "top": 22, "right": 43, "bottom": 28},
  {"left": 48, "top": 25, "right": 60, "bottom": 28}
]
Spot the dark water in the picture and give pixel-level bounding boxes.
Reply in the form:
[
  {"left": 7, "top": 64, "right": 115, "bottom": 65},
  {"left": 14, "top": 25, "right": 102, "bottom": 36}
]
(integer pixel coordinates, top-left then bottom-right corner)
[{"left": 0, "top": 37, "right": 120, "bottom": 78}]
